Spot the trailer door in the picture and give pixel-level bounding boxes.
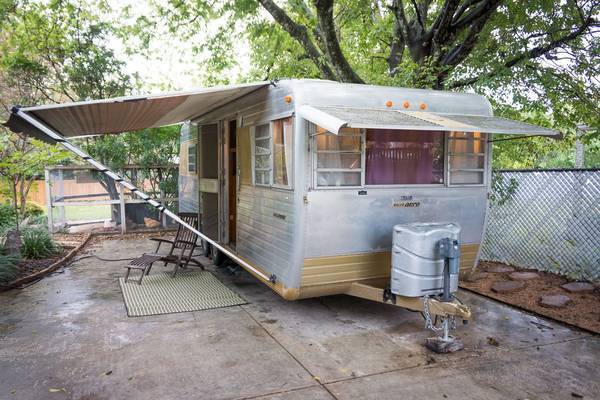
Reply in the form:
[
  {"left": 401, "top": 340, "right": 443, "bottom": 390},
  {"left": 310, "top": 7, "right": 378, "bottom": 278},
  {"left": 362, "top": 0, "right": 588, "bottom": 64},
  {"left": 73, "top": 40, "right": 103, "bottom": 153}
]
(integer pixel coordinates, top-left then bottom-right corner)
[{"left": 199, "top": 123, "right": 219, "bottom": 241}]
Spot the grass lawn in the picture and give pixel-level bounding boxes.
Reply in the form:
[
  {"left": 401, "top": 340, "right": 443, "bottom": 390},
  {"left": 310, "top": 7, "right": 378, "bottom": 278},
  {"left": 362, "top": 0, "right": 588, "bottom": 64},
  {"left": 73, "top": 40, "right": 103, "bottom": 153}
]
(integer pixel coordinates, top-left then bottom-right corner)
[{"left": 57, "top": 205, "right": 112, "bottom": 222}]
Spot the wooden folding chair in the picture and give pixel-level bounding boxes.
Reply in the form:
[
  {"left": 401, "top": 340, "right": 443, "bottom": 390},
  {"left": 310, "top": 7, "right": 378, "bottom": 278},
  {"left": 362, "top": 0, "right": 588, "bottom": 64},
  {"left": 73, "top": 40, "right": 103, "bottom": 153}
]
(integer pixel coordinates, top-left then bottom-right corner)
[{"left": 124, "top": 213, "right": 204, "bottom": 283}]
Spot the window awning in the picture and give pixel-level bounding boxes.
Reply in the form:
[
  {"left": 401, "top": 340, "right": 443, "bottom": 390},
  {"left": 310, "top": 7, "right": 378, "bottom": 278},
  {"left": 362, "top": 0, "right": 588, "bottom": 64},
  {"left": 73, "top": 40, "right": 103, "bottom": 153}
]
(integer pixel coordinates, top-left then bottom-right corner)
[
  {"left": 4, "top": 82, "right": 269, "bottom": 142},
  {"left": 298, "top": 105, "right": 561, "bottom": 138}
]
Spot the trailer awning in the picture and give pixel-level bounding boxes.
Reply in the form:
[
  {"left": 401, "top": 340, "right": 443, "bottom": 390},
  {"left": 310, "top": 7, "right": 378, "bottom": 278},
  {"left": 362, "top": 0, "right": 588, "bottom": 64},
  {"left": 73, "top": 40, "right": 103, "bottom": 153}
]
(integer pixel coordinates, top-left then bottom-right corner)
[
  {"left": 4, "top": 82, "right": 269, "bottom": 141},
  {"left": 298, "top": 105, "right": 560, "bottom": 137}
]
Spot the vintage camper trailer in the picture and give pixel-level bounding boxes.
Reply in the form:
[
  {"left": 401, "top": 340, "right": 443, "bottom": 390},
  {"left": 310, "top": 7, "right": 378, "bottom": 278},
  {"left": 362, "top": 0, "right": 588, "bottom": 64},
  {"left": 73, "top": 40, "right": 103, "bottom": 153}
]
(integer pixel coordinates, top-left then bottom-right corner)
[
  {"left": 176, "top": 80, "right": 558, "bottom": 302},
  {"left": 5, "top": 79, "right": 559, "bottom": 342}
]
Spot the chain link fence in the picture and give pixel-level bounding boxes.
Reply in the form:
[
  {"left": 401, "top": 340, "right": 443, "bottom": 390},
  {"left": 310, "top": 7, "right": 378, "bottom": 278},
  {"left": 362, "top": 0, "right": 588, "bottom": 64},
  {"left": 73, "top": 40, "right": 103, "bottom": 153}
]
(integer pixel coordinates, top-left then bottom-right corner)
[{"left": 481, "top": 169, "right": 600, "bottom": 282}]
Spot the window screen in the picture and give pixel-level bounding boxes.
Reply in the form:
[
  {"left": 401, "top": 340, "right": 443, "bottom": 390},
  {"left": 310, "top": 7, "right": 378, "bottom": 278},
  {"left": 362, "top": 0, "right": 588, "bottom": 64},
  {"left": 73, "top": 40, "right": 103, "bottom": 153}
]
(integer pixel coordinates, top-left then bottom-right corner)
[
  {"left": 315, "top": 127, "right": 362, "bottom": 187},
  {"left": 188, "top": 144, "right": 197, "bottom": 173},
  {"left": 448, "top": 131, "right": 486, "bottom": 185},
  {"left": 272, "top": 118, "right": 293, "bottom": 188},
  {"left": 365, "top": 129, "right": 444, "bottom": 185},
  {"left": 253, "top": 124, "right": 271, "bottom": 186}
]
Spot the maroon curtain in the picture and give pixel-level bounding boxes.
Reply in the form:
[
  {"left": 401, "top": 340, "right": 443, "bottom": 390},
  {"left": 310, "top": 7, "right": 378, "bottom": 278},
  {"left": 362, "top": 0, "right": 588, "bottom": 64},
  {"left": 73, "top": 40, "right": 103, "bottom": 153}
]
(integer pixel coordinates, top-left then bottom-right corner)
[{"left": 365, "top": 129, "right": 444, "bottom": 185}]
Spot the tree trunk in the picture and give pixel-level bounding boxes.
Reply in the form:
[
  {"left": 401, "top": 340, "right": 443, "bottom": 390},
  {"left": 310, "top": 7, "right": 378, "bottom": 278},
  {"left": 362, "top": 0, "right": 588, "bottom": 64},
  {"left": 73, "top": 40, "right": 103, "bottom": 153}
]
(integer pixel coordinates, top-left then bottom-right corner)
[
  {"left": 11, "top": 180, "right": 19, "bottom": 230},
  {"left": 4, "top": 228, "right": 22, "bottom": 256}
]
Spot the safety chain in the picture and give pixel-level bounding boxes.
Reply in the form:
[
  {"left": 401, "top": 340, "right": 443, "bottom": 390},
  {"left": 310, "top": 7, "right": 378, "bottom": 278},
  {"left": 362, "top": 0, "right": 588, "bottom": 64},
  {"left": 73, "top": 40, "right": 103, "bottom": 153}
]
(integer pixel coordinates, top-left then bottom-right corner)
[
  {"left": 422, "top": 296, "right": 443, "bottom": 332},
  {"left": 422, "top": 296, "right": 457, "bottom": 333}
]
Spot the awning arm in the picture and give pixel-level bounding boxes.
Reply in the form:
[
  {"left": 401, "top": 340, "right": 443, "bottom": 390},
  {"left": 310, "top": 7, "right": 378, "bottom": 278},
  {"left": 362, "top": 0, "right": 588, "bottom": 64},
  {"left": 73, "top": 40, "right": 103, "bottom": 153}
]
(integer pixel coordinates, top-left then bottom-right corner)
[
  {"left": 12, "top": 108, "right": 274, "bottom": 284},
  {"left": 487, "top": 133, "right": 563, "bottom": 142},
  {"left": 297, "top": 105, "right": 347, "bottom": 134}
]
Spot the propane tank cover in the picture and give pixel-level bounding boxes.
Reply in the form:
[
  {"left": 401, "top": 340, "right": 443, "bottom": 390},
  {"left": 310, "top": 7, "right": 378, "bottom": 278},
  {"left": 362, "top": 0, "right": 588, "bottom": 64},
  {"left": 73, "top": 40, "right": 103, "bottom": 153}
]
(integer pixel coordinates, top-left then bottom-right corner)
[{"left": 391, "top": 222, "right": 461, "bottom": 297}]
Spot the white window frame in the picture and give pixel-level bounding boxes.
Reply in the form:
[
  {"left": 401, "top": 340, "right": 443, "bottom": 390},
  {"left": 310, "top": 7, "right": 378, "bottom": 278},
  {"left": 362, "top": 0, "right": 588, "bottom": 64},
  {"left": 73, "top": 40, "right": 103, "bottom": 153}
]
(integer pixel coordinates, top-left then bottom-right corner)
[
  {"left": 272, "top": 118, "right": 294, "bottom": 190},
  {"left": 311, "top": 124, "right": 364, "bottom": 189},
  {"left": 446, "top": 131, "right": 487, "bottom": 186},
  {"left": 251, "top": 123, "right": 272, "bottom": 187},
  {"left": 188, "top": 144, "right": 197, "bottom": 173},
  {"left": 311, "top": 124, "right": 452, "bottom": 189},
  {"left": 251, "top": 119, "right": 294, "bottom": 190}
]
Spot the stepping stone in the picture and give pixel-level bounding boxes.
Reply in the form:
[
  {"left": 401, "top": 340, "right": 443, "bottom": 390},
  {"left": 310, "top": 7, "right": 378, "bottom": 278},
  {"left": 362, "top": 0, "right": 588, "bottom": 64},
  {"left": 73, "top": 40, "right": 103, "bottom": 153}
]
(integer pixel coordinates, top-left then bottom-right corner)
[
  {"left": 491, "top": 280, "right": 524, "bottom": 293},
  {"left": 464, "top": 271, "right": 488, "bottom": 282},
  {"left": 539, "top": 294, "right": 572, "bottom": 309},
  {"left": 509, "top": 271, "right": 539, "bottom": 281},
  {"left": 561, "top": 282, "right": 595, "bottom": 293},
  {"left": 487, "top": 265, "right": 515, "bottom": 273}
]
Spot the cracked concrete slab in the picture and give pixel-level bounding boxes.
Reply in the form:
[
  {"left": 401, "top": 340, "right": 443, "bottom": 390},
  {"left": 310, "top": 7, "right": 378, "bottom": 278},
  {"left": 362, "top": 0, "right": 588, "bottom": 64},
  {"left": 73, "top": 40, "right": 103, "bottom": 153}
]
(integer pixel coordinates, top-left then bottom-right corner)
[
  {"left": 325, "top": 336, "right": 600, "bottom": 400},
  {"left": 1, "top": 237, "right": 597, "bottom": 400}
]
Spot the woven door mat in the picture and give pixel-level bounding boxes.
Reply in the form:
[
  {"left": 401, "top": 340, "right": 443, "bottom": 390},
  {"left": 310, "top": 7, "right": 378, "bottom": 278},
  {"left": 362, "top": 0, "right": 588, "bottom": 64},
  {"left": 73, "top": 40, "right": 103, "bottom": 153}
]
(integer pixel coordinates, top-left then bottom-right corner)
[{"left": 119, "top": 271, "right": 247, "bottom": 317}]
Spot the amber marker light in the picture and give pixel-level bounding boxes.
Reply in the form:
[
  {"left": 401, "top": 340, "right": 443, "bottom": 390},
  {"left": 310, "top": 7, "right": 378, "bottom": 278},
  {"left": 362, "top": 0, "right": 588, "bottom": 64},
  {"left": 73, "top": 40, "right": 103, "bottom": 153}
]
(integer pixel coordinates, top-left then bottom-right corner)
[
  {"left": 419, "top": 102, "right": 427, "bottom": 110},
  {"left": 403, "top": 101, "right": 410, "bottom": 109},
  {"left": 385, "top": 100, "right": 393, "bottom": 108},
  {"left": 284, "top": 95, "right": 292, "bottom": 103}
]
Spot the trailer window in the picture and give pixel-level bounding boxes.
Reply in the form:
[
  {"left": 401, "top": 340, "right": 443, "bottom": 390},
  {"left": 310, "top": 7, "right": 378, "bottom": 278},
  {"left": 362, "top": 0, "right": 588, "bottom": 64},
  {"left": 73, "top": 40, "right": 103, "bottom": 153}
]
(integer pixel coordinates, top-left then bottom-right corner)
[
  {"left": 272, "top": 117, "right": 293, "bottom": 188},
  {"left": 315, "top": 127, "right": 362, "bottom": 187},
  {"left": 188, "top": 144, "right": 197, "bottom": 173},
  {"left": 253, "top": 124, "right": 271, "bottom": 186},
  {"left": 448, "top": 131, "right": 486, "bottom": 185},
  {"left": 365, "top": 129, "right": 444, "bottom": 185}
]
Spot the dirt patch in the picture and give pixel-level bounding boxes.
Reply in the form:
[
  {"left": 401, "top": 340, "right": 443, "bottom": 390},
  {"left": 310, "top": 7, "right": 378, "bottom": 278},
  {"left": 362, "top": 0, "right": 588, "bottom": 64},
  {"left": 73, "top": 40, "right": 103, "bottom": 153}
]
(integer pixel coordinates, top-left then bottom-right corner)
[
  {"left": 11, "top": 248, "right": 72, "bottom": 282},
  {"left": 461, "top": 261, "right": 600, "bottom": 333},
  {"left": 84, "top": 229, "right": 174, "bottom": 248}
]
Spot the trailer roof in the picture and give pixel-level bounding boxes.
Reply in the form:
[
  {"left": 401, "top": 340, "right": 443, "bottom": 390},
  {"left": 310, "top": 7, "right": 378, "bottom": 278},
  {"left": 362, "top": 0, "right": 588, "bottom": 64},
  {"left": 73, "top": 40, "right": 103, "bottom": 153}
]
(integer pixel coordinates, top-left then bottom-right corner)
[{"left": 298, "top": 105, "right": 560, "bottom": 137}]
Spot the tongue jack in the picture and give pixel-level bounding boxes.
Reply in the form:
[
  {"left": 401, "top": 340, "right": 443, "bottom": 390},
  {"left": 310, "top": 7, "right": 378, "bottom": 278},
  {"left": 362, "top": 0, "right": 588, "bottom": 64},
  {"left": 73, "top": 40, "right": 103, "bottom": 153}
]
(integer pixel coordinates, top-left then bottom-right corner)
[{"left": 425, "top": 237, "right": 464, "bottom": 353}]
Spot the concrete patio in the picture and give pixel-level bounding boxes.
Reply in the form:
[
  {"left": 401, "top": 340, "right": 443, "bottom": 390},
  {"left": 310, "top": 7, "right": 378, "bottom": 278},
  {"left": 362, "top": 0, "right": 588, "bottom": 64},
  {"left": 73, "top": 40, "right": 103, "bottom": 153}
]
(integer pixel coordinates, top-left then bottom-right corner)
[{"left": 1, "top": 237, "right": 598, "bottom": 400}]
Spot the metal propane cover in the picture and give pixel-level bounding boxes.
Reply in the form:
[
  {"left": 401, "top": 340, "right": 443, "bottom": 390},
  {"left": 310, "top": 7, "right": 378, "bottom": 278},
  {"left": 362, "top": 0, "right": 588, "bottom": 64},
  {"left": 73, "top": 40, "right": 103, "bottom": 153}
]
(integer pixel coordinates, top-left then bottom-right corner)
[{"left": 391, "top": 222, "right": 461, "bottom": 297}]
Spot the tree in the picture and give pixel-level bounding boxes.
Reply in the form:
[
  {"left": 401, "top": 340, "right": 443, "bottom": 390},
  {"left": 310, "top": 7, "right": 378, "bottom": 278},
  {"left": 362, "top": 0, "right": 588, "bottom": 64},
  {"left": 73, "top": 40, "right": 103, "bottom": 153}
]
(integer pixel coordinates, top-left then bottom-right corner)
[
  {"left": 0, "top": 0, "right": 134, "bottom": 225},
  {"left": 154, "top": 0, "right": 598, "bottom": 167},
  {"left": 73, "top": 126, "right": 180, "bottom": 224},
  {"left": 0, "top": 134, "right": 69, "bottom": 226}
]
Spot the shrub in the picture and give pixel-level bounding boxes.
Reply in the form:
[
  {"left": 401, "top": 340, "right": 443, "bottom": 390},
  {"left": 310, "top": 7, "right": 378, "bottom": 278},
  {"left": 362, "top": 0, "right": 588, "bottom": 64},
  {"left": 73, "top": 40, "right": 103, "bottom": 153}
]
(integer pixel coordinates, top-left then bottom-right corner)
[
  {"left": 28, "top": 213, "right": 47, "bottom": 227},
  {"left": 0, "top": 203, "right": 16, "bottom": 230},
  {"left": 20, "top": 227, "right": 57, "bottom": 259},
  {"left": 0, "top": 245, "right": 20, "bottom": 285},
  {"left": 24, "top": 202, "right": 44, "bottom": 218}
]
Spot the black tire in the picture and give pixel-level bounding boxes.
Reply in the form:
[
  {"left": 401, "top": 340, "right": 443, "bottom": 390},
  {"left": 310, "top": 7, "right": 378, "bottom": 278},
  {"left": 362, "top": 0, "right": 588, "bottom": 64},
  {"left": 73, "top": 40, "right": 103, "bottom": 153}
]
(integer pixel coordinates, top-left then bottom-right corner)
[
  {"left": 202, "top": 240, "right": 211, "bottom": 257},
  {"left": 212, "top": 248, "right": 226, "bottom": 266}
]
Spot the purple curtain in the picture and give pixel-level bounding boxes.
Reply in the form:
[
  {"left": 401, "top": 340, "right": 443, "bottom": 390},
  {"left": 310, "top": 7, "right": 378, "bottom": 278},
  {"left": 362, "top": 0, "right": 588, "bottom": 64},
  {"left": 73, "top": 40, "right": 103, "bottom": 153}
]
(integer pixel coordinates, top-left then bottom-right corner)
[{"left": 365, "top": 129, "right": 444, "bottom": 185}]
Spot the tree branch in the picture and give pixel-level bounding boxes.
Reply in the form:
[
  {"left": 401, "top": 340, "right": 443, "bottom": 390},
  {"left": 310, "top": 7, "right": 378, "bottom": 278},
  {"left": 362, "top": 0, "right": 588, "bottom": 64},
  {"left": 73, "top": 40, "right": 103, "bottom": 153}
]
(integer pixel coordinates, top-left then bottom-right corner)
[
  {"left": 411, "top": 0, "right": 424, "bottom": 29},
  {"left": 387, "top": 0, "right": 410, "bottom": 74},
  {"left": 451, "top": 0, "right": 501, "bottom": 31},
  {"left": 440, "top": 1, "right": 500, "bottom": 67},
  {"left": 313, "top": 0, "right": 364, "bottom": 83},
  {"left": 258, "top": 0, "right": 337, "bottom": 81},
  {"left": 429, "top": 0, "right": 460, "bottom": 44},
  {"left": 452, "top": 0, "right": 486, "bottom": 24},
  {"left": 449, "top": 15, "right": 597, "bottom": 89}
]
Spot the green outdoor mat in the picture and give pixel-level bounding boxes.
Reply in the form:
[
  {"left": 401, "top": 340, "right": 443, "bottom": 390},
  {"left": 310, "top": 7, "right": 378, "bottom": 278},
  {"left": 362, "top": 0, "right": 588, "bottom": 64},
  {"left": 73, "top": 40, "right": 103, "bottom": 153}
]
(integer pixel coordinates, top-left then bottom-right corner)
[{"left": 119, "top": 271, "right": 247, "bottom": 317}]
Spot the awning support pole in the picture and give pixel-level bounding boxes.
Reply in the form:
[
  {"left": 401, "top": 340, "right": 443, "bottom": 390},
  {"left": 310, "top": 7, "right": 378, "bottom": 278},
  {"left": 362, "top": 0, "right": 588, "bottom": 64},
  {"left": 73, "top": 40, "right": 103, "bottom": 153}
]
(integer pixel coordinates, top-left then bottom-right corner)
[{"left": 14, "top": 109, "right": 272, "bottom": 283}]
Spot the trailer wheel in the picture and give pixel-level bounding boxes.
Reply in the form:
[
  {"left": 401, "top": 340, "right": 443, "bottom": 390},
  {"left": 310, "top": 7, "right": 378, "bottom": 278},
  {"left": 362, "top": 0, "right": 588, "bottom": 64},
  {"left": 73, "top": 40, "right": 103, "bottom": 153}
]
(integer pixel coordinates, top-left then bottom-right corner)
[
  {"left": 202, "top": 240, "right": 211, "bottom": 257},
  {"left": 212, "top": 248, "right": 226, "bottom": 266}
]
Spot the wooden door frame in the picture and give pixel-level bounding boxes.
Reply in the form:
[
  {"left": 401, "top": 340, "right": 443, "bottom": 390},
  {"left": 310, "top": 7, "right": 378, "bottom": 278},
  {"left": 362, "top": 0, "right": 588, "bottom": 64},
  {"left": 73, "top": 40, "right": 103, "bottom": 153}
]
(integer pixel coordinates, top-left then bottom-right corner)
[{"left": 218, "top": 119, "right": 239, "bottom": 246}]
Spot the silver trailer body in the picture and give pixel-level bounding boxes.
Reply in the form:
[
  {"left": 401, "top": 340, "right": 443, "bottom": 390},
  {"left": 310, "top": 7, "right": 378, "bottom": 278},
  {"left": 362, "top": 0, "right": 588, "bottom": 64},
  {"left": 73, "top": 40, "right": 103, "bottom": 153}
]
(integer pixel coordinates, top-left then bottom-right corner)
[
  {"left": 5, "top": 78, "right": 558, "bottom": 318},
  {"left": 177, "top": 79, "right": 557, "bottom": 300}
]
